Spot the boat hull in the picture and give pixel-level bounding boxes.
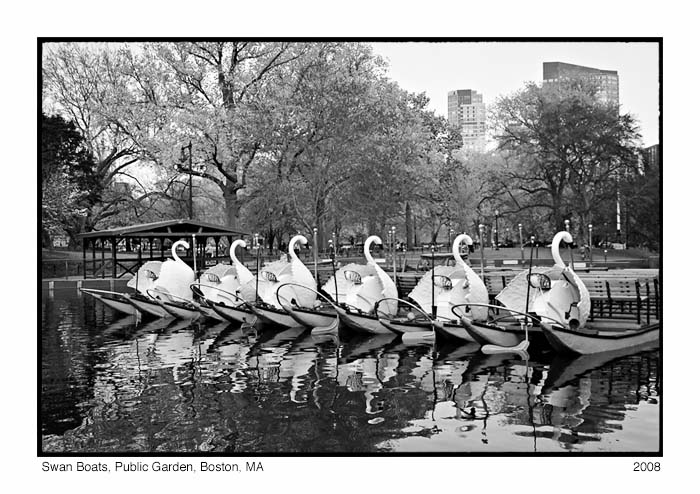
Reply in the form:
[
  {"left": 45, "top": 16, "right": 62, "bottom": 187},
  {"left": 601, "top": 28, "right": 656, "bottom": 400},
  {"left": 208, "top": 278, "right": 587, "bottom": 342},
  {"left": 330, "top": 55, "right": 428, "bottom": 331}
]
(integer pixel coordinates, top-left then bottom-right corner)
[
  {"left": 161, "top": 300, "right": 201, "bottom": 320},
  {"left": 99, "top": 295, "right": 140, "bottom": 317},
  {"left": 285, "top": 306, "right": 339, "bottom": 329},
  {"left": 433, "top": 320, "right": 477, "bottom": 342},
  {"left": 198, "top": 304, "right": 226, "bottom": 322},
  {"left": 541, "top": 321, "right": 660, "bottom": 355},
  {"left": 80, "top": 289, "right": 140, "bottom": 317},
  {"left": 335, "top": 306, "right": 393, "bottom": 335},
  {"left": 211, "top": 303, "right": 256, "bottom": 325},
  {"left": 250, "top": 304, "right": 299, "bottom": 328},
  {"left": 378, "top": 317, "right": 433, "bottom": 334},
  {"left": 129, "top": 295, "right": 172, "bottom": 318}
]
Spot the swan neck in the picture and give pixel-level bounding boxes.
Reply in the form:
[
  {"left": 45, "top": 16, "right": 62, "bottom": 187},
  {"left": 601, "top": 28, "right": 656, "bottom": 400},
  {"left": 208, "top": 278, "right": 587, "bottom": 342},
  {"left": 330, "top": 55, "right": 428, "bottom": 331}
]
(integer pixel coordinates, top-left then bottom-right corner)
[
  {"left": 231, "top": 240, "right": 245, "bottom": 265},
  {"left": 552, "top": 232, "right": 567, "bottom": 267},
  {"left": 452, "top": 234, "right": 471, "bottom": 268},
  {"left": 364, "top": 236, "right": 380, "bottom": 265},
  {"left": 288, "top": 235, "right": 305, "bottom": 262},
  {"left": 172, "top": 240, "right": 187, "bottom": 263}
]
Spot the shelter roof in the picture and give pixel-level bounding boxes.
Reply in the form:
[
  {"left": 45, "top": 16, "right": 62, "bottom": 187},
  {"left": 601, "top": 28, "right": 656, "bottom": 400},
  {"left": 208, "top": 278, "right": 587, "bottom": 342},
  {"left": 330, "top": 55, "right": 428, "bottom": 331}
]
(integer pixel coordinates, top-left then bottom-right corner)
[{"left": 77, "top": 219, "right": 248, "bottom": 239}]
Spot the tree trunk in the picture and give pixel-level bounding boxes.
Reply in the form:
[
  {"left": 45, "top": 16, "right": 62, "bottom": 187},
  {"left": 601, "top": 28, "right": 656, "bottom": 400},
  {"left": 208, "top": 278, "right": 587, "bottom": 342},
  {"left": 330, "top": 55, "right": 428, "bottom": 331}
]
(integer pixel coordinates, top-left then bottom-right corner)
[
  {"left": 405, "top": 202, "right": 414, "bottom": 250},
  {"left": 223, "top": 186, "right": 241, "bottom": 229}
]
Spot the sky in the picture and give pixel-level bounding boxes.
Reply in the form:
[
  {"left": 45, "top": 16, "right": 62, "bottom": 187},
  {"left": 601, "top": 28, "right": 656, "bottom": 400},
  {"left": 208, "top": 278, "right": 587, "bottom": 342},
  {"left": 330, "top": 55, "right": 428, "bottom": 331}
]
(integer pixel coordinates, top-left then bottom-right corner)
[{"left": 370, "top": 41, "right": 660, "bottom": 147}]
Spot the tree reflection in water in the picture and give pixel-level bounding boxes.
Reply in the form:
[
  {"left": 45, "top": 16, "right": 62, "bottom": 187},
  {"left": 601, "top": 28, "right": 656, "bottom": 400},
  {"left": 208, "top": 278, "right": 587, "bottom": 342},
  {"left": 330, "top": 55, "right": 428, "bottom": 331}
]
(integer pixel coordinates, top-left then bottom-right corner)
[{"left": 41, "top": 291, "right": 660, "bottom": 453}]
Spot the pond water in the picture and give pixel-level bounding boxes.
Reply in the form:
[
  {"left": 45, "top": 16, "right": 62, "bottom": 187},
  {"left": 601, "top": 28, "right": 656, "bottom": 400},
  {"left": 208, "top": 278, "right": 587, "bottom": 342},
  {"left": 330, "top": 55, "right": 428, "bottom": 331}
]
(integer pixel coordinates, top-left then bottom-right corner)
[{"left": 41, "top": 290, "right": 660, "bottom": 454}]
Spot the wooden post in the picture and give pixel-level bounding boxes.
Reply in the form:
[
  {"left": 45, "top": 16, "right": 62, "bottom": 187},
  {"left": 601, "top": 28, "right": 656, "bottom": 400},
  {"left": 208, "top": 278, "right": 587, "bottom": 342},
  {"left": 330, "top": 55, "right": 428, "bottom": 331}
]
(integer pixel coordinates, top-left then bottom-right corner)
[
  {"left": 112, "top": 236, "right": 117, "bottom": 278},
  {"left": 82, "top": 238, "right": 87, "bottom": 280},
  {"left": 149, "top": 237, "right": 153, "bottom": 260},
  {"left": 91, "top": 240, "right": 96, "bottom": 278},
  {"left": 100, "top": 239, "right": 105, "bottom": 279},
  {"left": 161, "top": 238, "right": 165, "bottom": 261}
]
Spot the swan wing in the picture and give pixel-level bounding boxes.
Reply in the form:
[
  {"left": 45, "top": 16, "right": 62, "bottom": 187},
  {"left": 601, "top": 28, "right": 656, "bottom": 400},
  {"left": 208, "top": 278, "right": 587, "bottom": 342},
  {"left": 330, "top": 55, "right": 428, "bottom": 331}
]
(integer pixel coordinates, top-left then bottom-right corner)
[
  {"left": 407, "top": 266, "right": 462, "bottom": 318},
  {"left": 153, "top": 259, "right": 195, "bottom": 301},
  {"left": 127, "top": 261, "right": 163, "bottom": 294},
  {"left": 321, "top": 263, "right": 374, "bottom": 304}
]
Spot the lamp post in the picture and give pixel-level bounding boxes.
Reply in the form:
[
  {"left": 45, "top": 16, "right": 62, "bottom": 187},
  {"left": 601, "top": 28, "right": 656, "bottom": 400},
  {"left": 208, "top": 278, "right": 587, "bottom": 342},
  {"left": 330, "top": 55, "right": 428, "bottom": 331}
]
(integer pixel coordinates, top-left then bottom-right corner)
[
  {"left": 391, "top": 226, "right": 397, "bottom": 283},
  {"left": 254, "top": 233, "right": 260, "bottom": 300},
  {"left": 313, "top": 227, "right": 318, "bottom": 285},
  {"left": 518, "top": 223, "right": 524, "bottom": 261},
  {"left": 494, "top": 210, "right": 500, "bottom": 250},
  {"left": 588, "top": 223, "right": 593, "bottom": 266},
  {"left": 478, "top": 224, "right": 485, "bottom": 279}
]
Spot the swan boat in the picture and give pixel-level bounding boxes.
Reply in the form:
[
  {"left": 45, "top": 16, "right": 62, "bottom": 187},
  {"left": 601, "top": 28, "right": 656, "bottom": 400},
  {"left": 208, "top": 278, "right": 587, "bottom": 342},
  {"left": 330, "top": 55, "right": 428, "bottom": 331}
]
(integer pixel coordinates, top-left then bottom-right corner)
[
  {"left": 142, "top": 240, "right": 201, "bottom": 320},
  {"left": 80, "top": 259, "right": 169, "bottom": 319},
  {"left": 193, "top": 239, "right": 258, "bottom": 325},
  {"left": 378, "top": 234, "right": 489, "bottom": 343},
  {"left": 126, "top": 261, "right": 173, "bottom": 318},
  {"left": 459, "top": 231, "right": 591, "bottom": 349},
  {"left": 540, "top": 319, "right": 660, "bottom": 355},
  {"left": 326, "top": 236, "right": 399, "bottom": 335},
  {"left": 246, "top": 235, "right": 318, "bottom": 329},
  {"left": 80, "top": 287, "right": 141, "bottom": 318},
  {"left": 275, "top": 282, "right": 340, "bottom": 333}
]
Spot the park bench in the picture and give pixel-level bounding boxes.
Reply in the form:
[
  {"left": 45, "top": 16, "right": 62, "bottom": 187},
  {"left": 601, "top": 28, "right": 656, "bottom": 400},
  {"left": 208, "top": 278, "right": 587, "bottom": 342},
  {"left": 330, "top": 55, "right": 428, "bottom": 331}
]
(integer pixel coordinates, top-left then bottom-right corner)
[
  {"left": 584, "top": 277, "right": 651, "bottom": 325},
  {"left": 396, "top": 272, "right": 422, "bottom": 298},
  {"left": 580, "top": 270, "right": 659, "bottom": 320}
]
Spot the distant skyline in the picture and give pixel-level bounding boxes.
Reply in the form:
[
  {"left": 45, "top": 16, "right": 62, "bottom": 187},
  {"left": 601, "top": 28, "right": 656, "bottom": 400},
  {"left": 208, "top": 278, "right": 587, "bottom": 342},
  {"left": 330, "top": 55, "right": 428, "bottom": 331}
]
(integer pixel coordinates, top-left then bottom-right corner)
[{"left": 370, "top": 41, "right": 659, "bottom": 147}]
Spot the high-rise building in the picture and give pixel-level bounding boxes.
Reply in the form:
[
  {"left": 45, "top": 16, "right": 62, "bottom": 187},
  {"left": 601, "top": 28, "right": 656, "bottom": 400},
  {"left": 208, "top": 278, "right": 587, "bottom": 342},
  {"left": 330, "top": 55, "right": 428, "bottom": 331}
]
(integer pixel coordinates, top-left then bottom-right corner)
[
  {"left": 642, "top": 144, "right": 660, "bottom": 173},
  {"left": 543, "top": 62, "right": 619, "bottom": 108},
  {"left": 447, "top": 89, "right": 486, "bottom": 151}
]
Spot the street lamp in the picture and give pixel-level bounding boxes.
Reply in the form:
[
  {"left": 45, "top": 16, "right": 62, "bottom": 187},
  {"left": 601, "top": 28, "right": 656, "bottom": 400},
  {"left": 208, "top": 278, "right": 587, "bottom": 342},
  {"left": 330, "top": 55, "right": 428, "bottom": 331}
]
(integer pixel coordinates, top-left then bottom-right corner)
[
  {"left": 494, "top": 210, "right": 500, "bottom": 250},
  {"left": 518, "top": 223, "right": 524, "bottom": 261},
  {"left": 478, "top": 224, "right": 486, "bottom": 279},
  {"left": 391, "top": 226, "right": 397, "bottom": 283},
  {"left": 313, "top": 227, "right": 318, "bottom": 284},
  {"left": 588, "top": 223, "right": 593, "bottom": 265},
  {"left": 564, "top": 218, "right": 570, "bottom": 233}
]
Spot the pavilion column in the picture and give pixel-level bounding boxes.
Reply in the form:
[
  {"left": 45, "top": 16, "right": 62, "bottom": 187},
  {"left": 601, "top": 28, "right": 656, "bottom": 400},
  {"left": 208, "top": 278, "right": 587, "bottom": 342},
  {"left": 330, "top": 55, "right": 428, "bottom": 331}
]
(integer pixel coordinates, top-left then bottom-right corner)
[
  {"left": 226, "top": 236, "right": 233, "bottom": 264},
  {"left": 149, "top": 237, "right": 153, "bottom": 260},
  {"left": 100, "top": 239, "right": 105, "bottom": 279},
  {"left": 91, "top": 240, "right": 96, "bottom": 278},
  {"left": 82, "top": 238, "right": 87, "bottom": 280},
  {"left": 112, "top": 236, "right": 117, "bottom": 278}
]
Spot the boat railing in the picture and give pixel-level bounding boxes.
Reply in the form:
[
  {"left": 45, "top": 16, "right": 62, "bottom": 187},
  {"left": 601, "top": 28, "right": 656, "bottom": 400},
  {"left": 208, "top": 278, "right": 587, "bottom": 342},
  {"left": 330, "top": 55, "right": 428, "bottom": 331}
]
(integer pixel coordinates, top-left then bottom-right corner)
[
  {"left": 189, "top": 283, "right": 248, "bottom": 308},
  {"left": 374, "top": 297, "right": 435, "bottom": 323},
  {"left": 450, "top": 302, "right": 562, "bottom": 326},
  {"left": 275, "top": 282, "right": 338, "bottom": 310}
]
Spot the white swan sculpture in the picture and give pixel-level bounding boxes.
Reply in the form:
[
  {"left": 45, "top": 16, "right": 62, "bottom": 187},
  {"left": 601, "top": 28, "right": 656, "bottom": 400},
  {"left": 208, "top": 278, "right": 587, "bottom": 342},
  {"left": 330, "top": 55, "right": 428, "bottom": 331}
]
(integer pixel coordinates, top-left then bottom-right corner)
[
  {"left": 253, "top": 235, "right": 317, "bottom": 310},
  {"left": 198, "top": 239, "right": 256, "bottom": 305},
  {"left": 152, "top": 240, "right": 196, "bottom": 302},
  {"left": 408, "top": 234, "right": 489, "bottom": 321},
  {"left": 343, "top": 235, "right": 398, "bottom": 316},
  {"left": 496, "top": 231, "right": 590, "bottom": 329}
]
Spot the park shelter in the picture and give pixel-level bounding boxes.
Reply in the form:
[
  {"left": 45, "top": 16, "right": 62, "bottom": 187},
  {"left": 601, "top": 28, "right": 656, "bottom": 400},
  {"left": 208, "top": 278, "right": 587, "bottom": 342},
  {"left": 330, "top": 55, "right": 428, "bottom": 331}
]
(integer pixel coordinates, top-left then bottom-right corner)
[{"left": 76, "top": 219, "right": 249, "bottom": 279}]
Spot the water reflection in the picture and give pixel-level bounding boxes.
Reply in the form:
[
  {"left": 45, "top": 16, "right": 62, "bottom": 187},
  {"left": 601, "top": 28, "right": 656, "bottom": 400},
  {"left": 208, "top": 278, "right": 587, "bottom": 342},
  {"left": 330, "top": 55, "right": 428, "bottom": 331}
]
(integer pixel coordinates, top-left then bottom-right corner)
[{"left": 41, "top": 290, "right": 660, "bottom": 453}]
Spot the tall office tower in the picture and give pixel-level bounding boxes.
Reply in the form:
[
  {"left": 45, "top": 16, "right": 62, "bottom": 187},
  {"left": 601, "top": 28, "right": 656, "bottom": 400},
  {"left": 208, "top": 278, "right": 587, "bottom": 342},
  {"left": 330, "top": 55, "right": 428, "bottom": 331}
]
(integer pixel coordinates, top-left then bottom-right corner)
[
  {"left": 447, "top": 89, "right": 486, "bottom": 152},
  {"left": 543, "top": 62, "right": 619, "bottom": 108}
]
